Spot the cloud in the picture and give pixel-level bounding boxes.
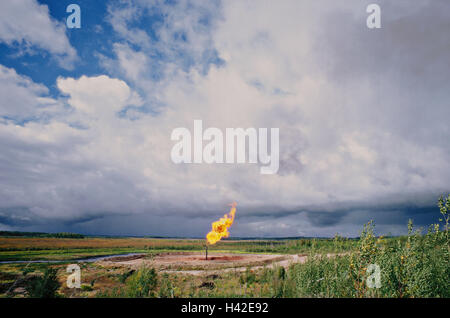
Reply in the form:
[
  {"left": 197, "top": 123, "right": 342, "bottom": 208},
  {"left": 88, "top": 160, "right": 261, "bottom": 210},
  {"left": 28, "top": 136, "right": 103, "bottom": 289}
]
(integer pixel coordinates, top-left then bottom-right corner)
[
  {"left": 1, "top": 0, "right": 450, "bottom": 236},
  {"left": 106, "top": 1, "right": 152, "bottom": 49},
  {"left": 0, "top": 0, "right": 77, "bottom": 69},
  {"left": 104, "top": 0, "right": 222, "bottom": 80},
  {"left": 0, "top": 72, "right": 150, "bottom": 223},
  {"left": 57, "top": 75, "right": 143, "bottom": 115},
  {"left": 0, "top": 65, "right": 64, "bottom": 120}
]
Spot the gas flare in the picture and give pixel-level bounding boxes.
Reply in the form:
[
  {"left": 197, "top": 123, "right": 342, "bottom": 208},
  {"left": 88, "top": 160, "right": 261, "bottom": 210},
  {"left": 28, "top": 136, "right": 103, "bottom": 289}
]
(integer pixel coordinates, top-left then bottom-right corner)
[{"left": 206, "top": 202, "right": 237, "bottom": 245}]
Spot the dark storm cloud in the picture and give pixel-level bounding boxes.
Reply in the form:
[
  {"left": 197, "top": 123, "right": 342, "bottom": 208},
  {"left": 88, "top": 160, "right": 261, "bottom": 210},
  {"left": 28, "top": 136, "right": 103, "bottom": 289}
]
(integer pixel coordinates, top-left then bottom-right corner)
[
  {"left": 316, "top": 0, "right": 450, "bottom": 147},
  {"left": 0, "top": 207, "right": 40, "bottom": 227},
  {"left": 320, "top": 1, "right": 450, "bottom": 84},
  {"left": 1, "top": 1, "right": 450, "bottom": 237}
]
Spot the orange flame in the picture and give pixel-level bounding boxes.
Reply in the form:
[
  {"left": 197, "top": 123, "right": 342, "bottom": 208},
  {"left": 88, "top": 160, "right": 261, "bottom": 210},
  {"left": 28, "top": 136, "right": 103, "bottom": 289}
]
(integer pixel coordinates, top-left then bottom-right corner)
[{"left": 206, "top": 202, "right": 237, "bottom": 245}]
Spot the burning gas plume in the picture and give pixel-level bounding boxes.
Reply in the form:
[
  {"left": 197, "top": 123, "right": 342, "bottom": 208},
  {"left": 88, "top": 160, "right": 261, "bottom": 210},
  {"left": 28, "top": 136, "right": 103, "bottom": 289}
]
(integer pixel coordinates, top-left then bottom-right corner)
[{"left": 206, "top": 202, "right": 237, "bottom": 245}]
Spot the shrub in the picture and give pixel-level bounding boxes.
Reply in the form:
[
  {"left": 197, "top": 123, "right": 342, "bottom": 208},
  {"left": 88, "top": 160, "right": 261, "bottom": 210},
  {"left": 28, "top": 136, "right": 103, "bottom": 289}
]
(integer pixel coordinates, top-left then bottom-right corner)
[
  {"left": 125, "top": 266, "right": 157, "bottom": 297},
  {"left": 118, "top": 270, "right": 135, "bottom": 283},
  {"left": 81, "top": 284, "right": 93, "bottom": 291},
  {"left": 25, "top": 267, "right": 61, "bottom": 298},
  {"left": 282, "top": 195, "right": 450, "bottom": 298},
  {"left": 158, "top": 273, "right": 175, "bottom": 298},
  {"left": 240, "top": 267, "right": 257, "bottom": 285}
]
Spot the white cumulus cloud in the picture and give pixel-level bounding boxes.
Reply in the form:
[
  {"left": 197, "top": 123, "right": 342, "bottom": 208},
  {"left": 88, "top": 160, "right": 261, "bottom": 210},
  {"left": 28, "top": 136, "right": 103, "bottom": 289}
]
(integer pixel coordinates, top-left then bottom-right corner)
[{"left": 0, "top": 0, "right": 77, "bottom": 69}]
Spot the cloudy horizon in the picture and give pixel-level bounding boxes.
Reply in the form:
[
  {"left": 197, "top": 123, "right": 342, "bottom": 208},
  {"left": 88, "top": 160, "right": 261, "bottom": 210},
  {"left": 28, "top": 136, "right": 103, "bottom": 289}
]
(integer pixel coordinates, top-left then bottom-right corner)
[{"left": 0, "top": 0, "right": 449, "bottom": 238}]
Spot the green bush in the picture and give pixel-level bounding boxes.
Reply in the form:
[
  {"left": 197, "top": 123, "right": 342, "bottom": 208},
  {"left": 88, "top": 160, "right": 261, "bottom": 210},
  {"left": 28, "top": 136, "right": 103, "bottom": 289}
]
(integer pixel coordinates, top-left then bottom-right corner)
[
  {"left": 118, "top": 270, "right": 135, "bottom": 283},
  {"left": 25, "top": 267, "right": 61, "bottom": 298},
  {"left": 240, "top": 267, "right": 257, "bottom": 285},
  {"left": 81, "top": 284, "right": 93, "bottom": 291},
  {"left": 158, "top": 273, "right": 175, "bottom": 298},
  {"left": 125, "top": 266, "right": 157, "bottom": 297},
  {"left": 280, "top": 195, "right": 450, "bottom": 298}
]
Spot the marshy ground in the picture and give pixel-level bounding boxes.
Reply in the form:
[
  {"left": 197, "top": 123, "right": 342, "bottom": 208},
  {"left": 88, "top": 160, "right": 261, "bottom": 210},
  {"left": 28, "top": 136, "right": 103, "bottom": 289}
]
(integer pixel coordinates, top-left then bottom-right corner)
[{"left": 0, "top": 205, "right": 449, "bottom": 298}]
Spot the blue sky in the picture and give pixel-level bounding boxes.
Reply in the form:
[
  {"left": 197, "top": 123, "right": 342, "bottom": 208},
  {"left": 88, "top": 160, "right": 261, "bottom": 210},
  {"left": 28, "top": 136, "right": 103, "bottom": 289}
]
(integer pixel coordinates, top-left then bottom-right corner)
[
  {"left": 0, "top": 1, "right": 107, "bottom": 94},
  {"left": 0, "top": 0, "right": 449, "bottom": 237}
]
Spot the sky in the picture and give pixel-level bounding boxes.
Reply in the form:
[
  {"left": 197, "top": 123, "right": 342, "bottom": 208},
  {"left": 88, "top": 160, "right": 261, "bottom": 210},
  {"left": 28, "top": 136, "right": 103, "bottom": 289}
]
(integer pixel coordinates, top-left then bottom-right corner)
[{"left": 0, "top": 0, "right": 449, "bottom": 238}]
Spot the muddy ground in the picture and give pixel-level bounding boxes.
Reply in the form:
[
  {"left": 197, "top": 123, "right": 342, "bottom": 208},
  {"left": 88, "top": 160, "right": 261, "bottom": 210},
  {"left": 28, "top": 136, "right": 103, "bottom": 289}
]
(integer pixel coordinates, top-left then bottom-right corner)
[{"left": 98, "top": 252, "right": 311, "bottom": 275}]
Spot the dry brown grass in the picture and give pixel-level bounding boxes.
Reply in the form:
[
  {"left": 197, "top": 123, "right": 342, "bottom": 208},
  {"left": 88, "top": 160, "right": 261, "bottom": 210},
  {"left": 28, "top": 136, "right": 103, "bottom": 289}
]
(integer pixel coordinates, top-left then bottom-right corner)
[{"left": 0, "top": 237, "right": 204, "bottom": 250}]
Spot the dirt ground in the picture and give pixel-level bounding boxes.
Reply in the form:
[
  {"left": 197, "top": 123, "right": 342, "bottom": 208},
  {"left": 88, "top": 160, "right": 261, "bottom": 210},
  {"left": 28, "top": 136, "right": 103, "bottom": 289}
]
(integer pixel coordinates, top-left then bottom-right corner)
[{"left": 98, "top": 252, "right": 310, "bottom": 275}]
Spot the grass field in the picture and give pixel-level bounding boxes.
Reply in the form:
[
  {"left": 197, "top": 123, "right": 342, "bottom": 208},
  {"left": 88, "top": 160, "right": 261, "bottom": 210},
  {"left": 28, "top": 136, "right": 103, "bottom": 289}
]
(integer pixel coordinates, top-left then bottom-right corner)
[
  {"left": 0, "top": 236, "right": 359, "bottom": 261},
  {"left": 0, "top": 195, "right": 449, "bottom": 298}
]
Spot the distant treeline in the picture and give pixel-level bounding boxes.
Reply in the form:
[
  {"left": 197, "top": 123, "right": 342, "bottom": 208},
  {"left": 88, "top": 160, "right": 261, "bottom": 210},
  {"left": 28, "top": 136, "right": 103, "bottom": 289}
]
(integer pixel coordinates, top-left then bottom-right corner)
[{"left": 0, "top": 231, "right": 84, "bottom": 238}]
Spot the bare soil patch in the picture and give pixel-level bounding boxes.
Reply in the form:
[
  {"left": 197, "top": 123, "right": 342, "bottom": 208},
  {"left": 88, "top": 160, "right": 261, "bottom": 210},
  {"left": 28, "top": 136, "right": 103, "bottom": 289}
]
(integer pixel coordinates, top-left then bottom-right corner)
[
  {"left": 99, "top": 252, "right": 289, "bottom": 271},
  {"left": 97, "top": 252, "right": 349, "bottom": 276}
]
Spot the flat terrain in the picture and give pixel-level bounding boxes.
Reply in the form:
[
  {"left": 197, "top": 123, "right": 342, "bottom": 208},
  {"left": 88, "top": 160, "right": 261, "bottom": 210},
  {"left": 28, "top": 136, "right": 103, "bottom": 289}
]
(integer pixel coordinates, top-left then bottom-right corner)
[
  {"left": 0, "top": 236, "right": 353, "bottom": 297},
  {"left": 0, "top": 220, "right": 447, "bottom": 298},
  {"left": 0, "top": 250, "right": 341, "bottom": 297},
  {"left": 0, "top": 236, "right": 355, "bottom": 261},
  {"left": 99, "top": 252, "right": 290, "bottom": 271}
]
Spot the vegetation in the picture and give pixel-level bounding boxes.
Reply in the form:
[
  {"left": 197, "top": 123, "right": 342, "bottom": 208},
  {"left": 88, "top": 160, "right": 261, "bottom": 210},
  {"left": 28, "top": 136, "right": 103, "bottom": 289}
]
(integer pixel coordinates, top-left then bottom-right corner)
[
  {"left": 1, "top": 194, "right": 449, "bottom": 298},
  {"left": 96, "top": 266, "right": 158, "bottom": 298},
  {"left": 0, "top": 236, "right": 358, "bottom": 262},
  {"left": 125, "top": 267, "right": 158, "bottom": 297},
  {"left": 25, "top": 267, "right": 61, "bottom": 298},
  {"left": 282, "top": 218, "right": 448, "bottom": 297},
  {"left": 0, "top": 231, "right": 84, "bottom": 239}
]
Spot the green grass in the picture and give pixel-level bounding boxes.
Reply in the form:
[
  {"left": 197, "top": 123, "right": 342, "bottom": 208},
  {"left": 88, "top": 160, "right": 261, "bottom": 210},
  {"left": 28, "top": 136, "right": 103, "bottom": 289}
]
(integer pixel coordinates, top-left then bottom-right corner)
[
  {"left": 0, "top": 248, "right": 151, "bottom": 262},
  {"left": 1, "top": 194, "right": 449, "bottom": 298},
  {"left": 0, "top": 239, "right": 359, "bottom": 262}
]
